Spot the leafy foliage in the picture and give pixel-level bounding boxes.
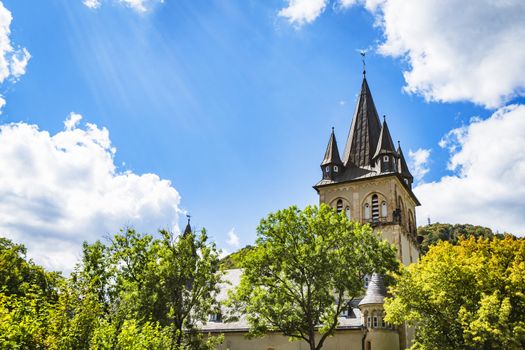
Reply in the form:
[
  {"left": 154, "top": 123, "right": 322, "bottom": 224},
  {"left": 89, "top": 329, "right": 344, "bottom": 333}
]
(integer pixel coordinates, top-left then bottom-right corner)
[
  {"left": 220, "top": 245, "right": 254, "bottom": 269},
  {"left": 229, "top": 204, "right": 399, "bottom": 350},
  {"left": 417, "top": 223, "right": 505, "bottom": 254},
  {"left": 0, "top": 228, "right": 223, "bottom": 350},
  {"left": 385, "top": 235, "right": 525, "bottom": 350}
]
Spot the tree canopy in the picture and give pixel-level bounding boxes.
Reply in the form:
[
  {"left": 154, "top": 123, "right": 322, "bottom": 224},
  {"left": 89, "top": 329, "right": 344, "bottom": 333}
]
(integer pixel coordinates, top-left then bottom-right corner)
[
  {"left": 220, "top": 245, "right": 254, "bottom": 269},
  {"left": 0, "top": 228, "right": 223, "bottom": 350},
  {"left": 385, "top": 235, "right": 525, "bottom": 350},
  {"left": 417, "top": 223, "right": 505, "bottom": 254},
  {"left": 229, "top": 204, "right": 399, "bottom": 350}
]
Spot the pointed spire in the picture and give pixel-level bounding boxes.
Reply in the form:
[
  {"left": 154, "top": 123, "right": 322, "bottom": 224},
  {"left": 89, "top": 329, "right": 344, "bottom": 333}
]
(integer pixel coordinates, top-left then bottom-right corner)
[
  {"left": 342, "top": 77, "right": 382, "bottom": 168},
  {"left": 397, "top": 141, "right": 414, "bottom": 181},
  {"left": 183, "top": 214, "right": 192, "bottom": 236},
  {"left": 373, "top": 116, "right": 397, "bottom": 159},
  {"left": 321, "top": 127, "right": 342, "bottom": 166}
]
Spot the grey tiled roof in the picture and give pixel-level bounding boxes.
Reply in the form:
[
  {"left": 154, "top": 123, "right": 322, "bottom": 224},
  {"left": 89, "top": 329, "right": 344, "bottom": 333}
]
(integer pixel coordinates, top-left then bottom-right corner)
[
  {"left": 359, "top": 273, "right": 387, "bottom": 306},
  {"left": 397, "top": 143, "right": 413, "bottom": 181},
  {"left": 200, "top": 269, "right": 364, "bottom": 332}
]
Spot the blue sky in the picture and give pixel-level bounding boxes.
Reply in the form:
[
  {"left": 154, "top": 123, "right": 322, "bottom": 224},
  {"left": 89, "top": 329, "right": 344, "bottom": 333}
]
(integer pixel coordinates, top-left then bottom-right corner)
[{"left": 0, "top": 0, "right": 524, "bottom": 271}]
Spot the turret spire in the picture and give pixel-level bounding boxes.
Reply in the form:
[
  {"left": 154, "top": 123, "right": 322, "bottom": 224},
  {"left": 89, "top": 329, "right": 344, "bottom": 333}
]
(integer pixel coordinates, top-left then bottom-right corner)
[
  {"left": 321, "top": 127, "right": 342, "bottom": 166},
  {"left": 373, "top": 116, "right": 396, "bottom": 160}
]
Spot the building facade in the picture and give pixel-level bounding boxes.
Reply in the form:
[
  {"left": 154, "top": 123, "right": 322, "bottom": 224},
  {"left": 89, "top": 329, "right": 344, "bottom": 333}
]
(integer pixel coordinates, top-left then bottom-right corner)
[{"left": 205, "top": 73, "right": 421, "bottom": 350}]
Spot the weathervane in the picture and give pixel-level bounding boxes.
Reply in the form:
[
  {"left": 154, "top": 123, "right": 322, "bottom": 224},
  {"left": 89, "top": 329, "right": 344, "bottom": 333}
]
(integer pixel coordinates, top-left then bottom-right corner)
[
  {"left": 360, "top": 51, "right": 366, "bottom": 76},
  {"left": 186, "top": 213, "right": 191, "bottom": 225}
]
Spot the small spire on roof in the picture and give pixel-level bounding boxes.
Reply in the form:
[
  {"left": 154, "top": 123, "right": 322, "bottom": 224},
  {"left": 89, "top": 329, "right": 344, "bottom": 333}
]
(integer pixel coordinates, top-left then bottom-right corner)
[
  {"left": 373, "top": 117, "right": 396, "bottom": 160},
  {"left": 183, "top": 213, "right": 192, "bottom": 236},
  {"left": 321, "top": 127, "right": 342, "bottom": 167}
]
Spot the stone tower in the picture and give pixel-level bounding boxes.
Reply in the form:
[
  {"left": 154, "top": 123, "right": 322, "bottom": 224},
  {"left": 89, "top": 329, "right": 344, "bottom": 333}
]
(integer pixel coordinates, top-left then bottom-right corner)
[
  {"left": 314, "top": 74, "right": 420, "bottom": 266},
  {"left": 314, "top": 74, "right": 421, "bottom": 349}
]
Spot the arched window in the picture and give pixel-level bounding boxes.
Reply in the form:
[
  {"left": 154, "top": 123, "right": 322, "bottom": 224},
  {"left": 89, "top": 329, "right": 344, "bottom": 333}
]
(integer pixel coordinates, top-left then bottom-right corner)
[
  {"left": 364, "top": 275, "right": 370, "bottom": 288},
  {"left": 371, "top": 195, "right": 379, "bottom": 222},
  {"left": 334, "top": 165, "right": 339, "bottom": 172},
  {"left": 345, "top": 206, "right": 351, "bottom": 220},
  {"left": 381, "top": 201, "right": 387, "bottom": 218},
  {"left": 336, "top": 199, "right": 343, "bottom": 214},
  {"left": 364, "top": 203, "right": 370, "bottom": 220}
]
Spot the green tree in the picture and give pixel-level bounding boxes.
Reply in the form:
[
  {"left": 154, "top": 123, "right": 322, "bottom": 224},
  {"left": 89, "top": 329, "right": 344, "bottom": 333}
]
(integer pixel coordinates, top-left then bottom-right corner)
[
  {"left": 220, "top": 245, "right": 254, "bottom": 269},
  {"left": 0, "top": 238, "right": 63, "bottom": 349},
  {"left": 417, "top": 223, "right": 504, "bottom": 254},
  {"left": 384, "top": 236, "right": 525, "bottom": 350},
  {"left": 229, "top": 204, "right": 399, "bottom": 350},
  {"left": 109, "top": 228, "right": 224, "bottom": 350}
]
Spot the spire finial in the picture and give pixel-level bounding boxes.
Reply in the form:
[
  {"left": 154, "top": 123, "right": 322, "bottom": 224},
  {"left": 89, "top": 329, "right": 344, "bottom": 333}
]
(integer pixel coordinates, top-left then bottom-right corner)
[
  {"left": 331, "top": 126, "right": 335, "bottom": 133},
  {"left": 360, "top": 51, "right": 366, "bottom": 76},
  {"left": 186, "top": 213, "right": 191, "bottom": 225},
  {"left": 397, "top": 140, "right": 401, "bottom": 147},
  {"left": 383, "top": 115, "right": 386, "bottom": 122}
]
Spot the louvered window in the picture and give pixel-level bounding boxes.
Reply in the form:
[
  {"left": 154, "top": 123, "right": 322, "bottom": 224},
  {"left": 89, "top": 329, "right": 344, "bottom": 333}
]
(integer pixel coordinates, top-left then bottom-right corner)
[
  {"left": 371, "top": 195, "right": 379, "bottom": 222},
  {"left": 336, "top": 199, "right": 343, "bottom": 214}
]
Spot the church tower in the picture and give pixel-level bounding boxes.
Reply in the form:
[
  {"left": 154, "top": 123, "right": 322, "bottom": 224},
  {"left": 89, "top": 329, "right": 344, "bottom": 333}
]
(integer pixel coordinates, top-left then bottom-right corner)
[
  {"left": 314, "top": 72, "right": 420, "bottom": 350},
  {"left": 314, "top": 74, "right": 420, "bottom": 266}
]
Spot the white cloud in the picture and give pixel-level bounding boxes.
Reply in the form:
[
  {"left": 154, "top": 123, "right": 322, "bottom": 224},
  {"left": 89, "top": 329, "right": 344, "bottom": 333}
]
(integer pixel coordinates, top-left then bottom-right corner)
[
  {"left": 226, "top": 228, "right": 240, "bottom": 247},
  {"left": 83, "top": 0, "right": 101, "bottom": 9},
  {"left": 408, "top": 148, "right": 431, "bottom": 182},
  {"left": 286, "top": 0, "right": 525, "bottom": 108},
  {"left": 83, "top": 0, "right": 164, "bottom": 13},
  {"left": 64, "top": 112, "right": 83, "bottom": 131},
  {"left": 357, "top": 0, "right": 525, "bottom": 108},
  {"left": 278, "top": 0, "right": 329, "bottom": 26},
  {"left": 0, "top": 115, "right": 181, "bottom": 272},
  {"left": 414, "top": 104, "right": 525, "bottom": 235},
  {"left": 0, "top": 1, "right": 30, "bottom": 112}
]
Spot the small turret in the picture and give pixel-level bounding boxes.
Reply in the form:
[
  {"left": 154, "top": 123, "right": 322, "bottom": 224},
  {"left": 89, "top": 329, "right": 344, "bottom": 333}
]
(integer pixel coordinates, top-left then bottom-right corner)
[
  {"left": 321, "top": 127, "right": 343, "bottom": 181},
  {"left": 373, "top": 116, "right": 397, "bottom": 173}
]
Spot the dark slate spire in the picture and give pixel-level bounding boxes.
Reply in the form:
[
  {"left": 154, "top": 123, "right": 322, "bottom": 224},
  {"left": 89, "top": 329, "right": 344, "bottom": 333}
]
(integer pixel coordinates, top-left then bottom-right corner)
[
  {"left": 342, "top": 77, "right": 382, "bottom": 168},
  {"left": 321, "top": 127, "right": 342, "bottom": 166},
  {"left": 373, "top": 116, "right": 396, "bottom": 160},
  {"left": 397, "top": 141, "right": 414, "bottom": 181},
  {"left": 359, "top": 273, "right": 387, "bottom": 306}
]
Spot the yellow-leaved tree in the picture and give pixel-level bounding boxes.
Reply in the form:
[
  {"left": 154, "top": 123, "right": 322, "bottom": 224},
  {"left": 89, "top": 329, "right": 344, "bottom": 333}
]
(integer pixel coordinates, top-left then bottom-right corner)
[{"left": 385, "top": 236, "right": 525, "bottom": 350}]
